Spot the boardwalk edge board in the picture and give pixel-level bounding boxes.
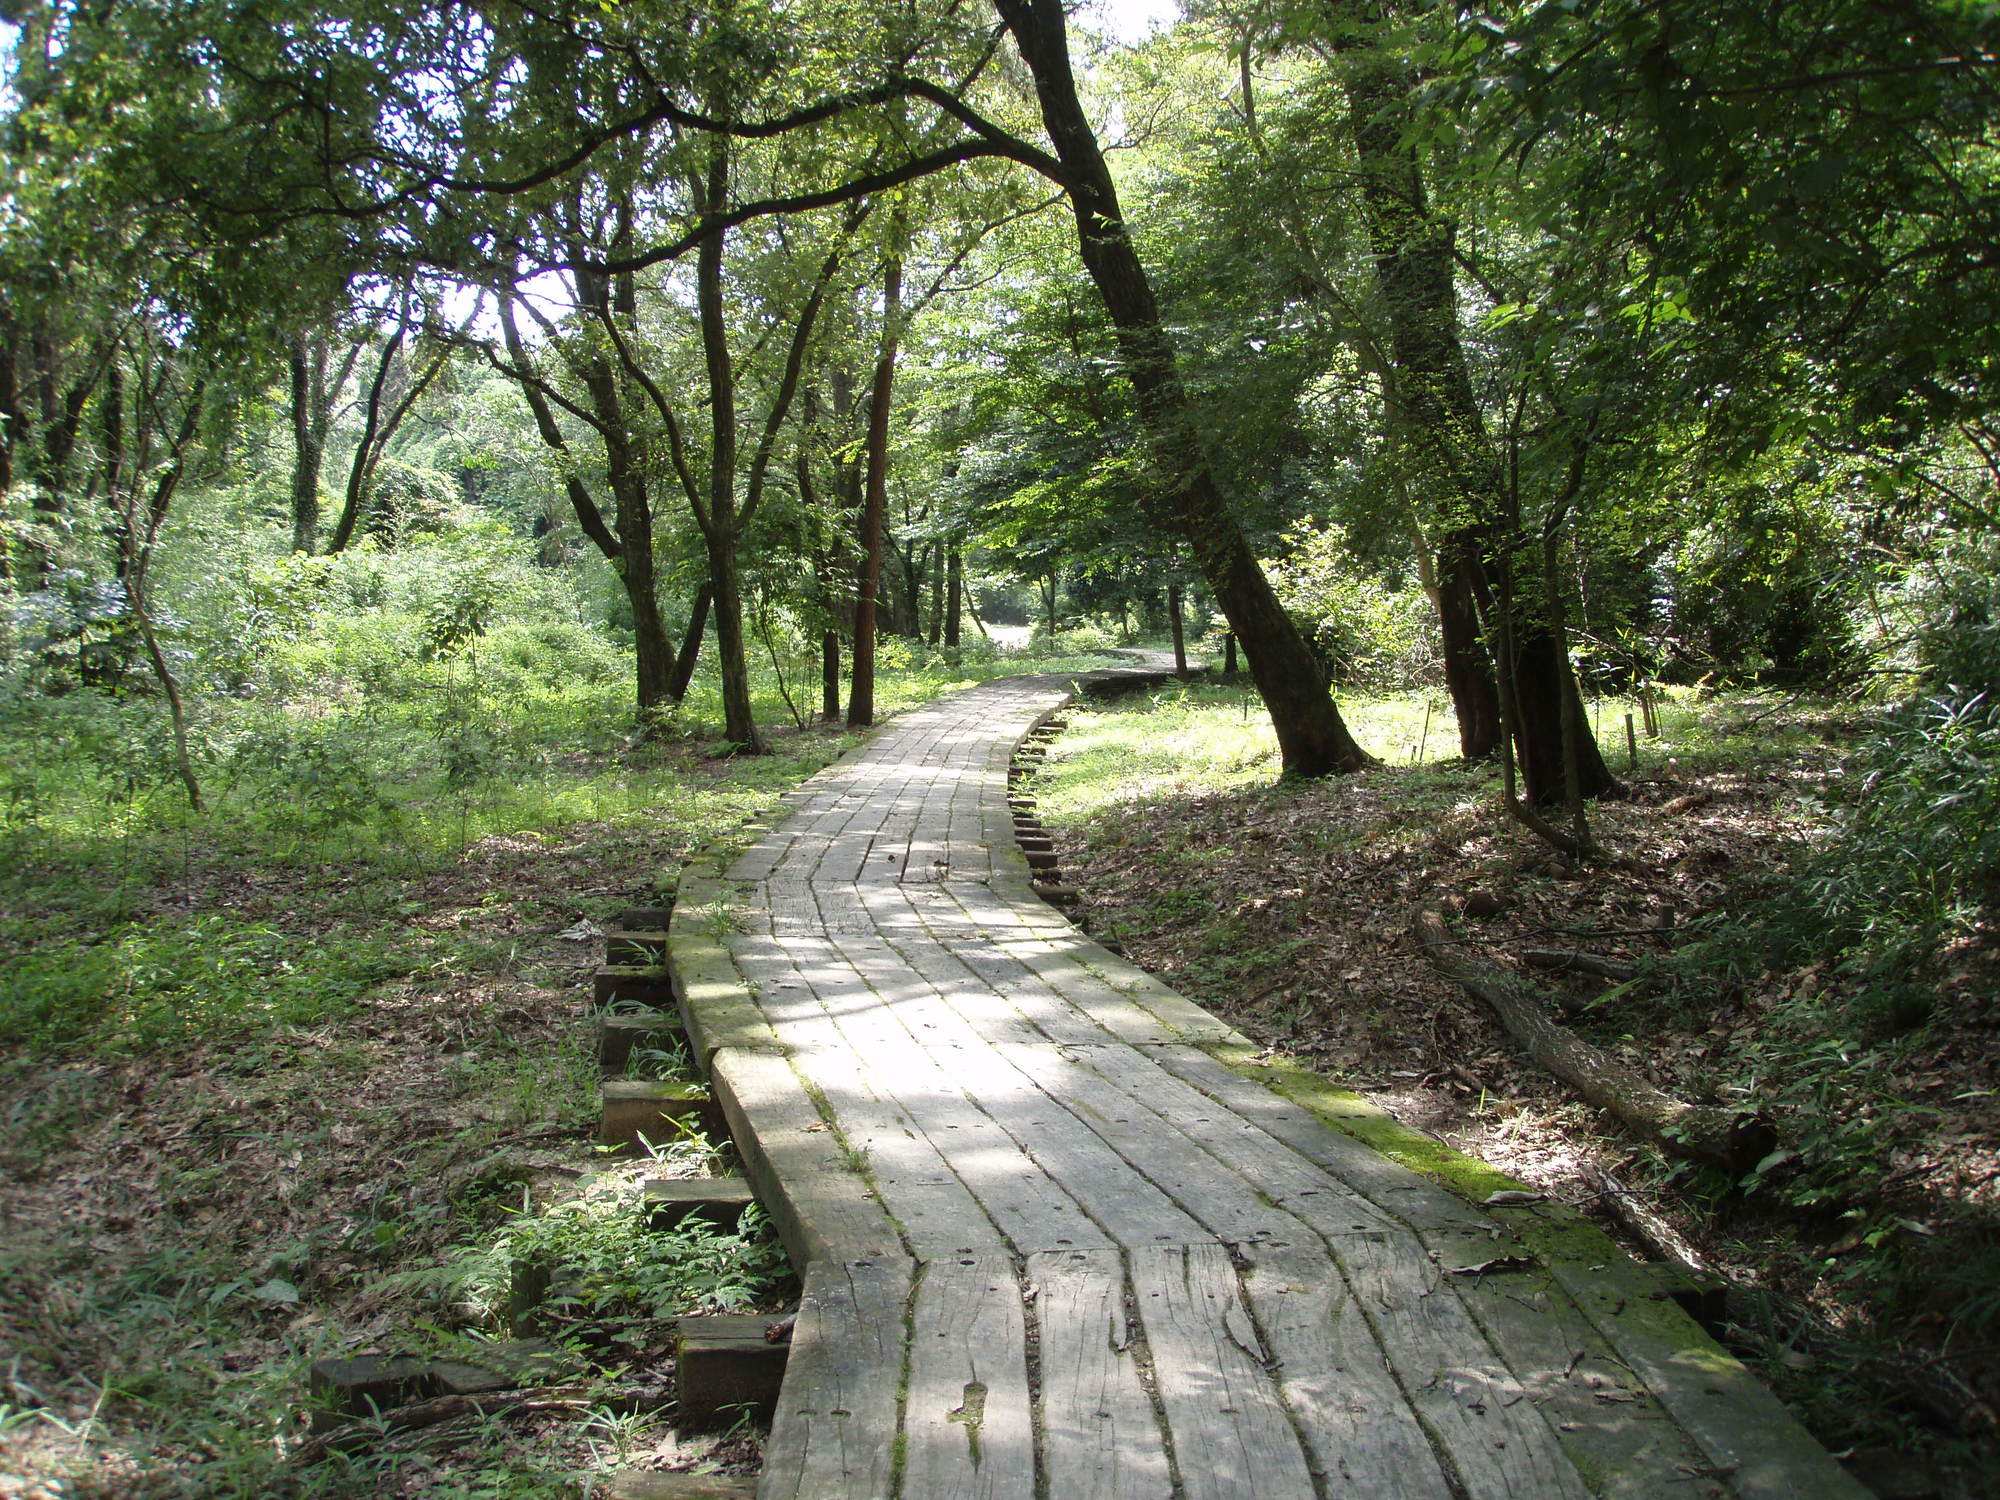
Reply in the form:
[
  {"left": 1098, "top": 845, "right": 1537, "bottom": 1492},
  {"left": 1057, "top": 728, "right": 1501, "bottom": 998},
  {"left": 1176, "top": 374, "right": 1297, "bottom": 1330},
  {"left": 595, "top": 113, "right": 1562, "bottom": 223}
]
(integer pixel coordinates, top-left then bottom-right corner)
[{"left": 661, "top": 662, "right": 1868, "bottom": 1500}]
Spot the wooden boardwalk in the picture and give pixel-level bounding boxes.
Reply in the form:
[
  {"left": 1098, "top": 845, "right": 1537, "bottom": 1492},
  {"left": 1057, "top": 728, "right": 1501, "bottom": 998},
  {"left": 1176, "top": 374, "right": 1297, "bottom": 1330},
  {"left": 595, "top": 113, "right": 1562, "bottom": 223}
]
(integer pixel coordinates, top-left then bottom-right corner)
[{"left": 666, "top": 665, "right": 1867, "bottom": 1500}]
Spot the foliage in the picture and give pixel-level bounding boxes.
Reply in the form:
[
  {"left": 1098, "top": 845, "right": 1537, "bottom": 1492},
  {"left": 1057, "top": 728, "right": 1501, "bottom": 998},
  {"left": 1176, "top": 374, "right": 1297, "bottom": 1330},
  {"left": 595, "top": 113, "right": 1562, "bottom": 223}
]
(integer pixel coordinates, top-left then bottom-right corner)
[{"left": 1266, "top": 518, "right": 1437, "bottom": 690}]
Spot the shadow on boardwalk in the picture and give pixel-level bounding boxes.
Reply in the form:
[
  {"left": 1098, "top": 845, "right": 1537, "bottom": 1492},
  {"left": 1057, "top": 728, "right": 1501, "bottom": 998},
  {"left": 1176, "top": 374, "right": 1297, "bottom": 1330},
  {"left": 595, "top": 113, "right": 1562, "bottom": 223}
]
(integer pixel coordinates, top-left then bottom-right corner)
[{"left": 667, "top": 662, "right": 1868, "bottom": 1500}]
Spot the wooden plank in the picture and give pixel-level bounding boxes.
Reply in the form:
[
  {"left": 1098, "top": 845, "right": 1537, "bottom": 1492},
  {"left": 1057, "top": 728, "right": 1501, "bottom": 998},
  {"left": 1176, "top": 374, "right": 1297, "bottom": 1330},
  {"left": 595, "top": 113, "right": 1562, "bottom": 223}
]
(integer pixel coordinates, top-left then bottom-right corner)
[
  {"left": 934, "top": 938, "right": 1132, "bottom": 1047},
  {"left": 706, "top": 1047, "right": 902, "bottom": 1267},
  {"left": 1419, "top": 1228, "right": 1717, "bottom": 1500},
  {"left": 1125, "top": 1243, "right": 1318, "bottom": 1500},
  {"left": 901, "top": 1255, "right": 1036, "bottom": 1500},
  {"left": 1030, "top": 1041, "right": 1400, "bottom": 1240},
  {"left": 758, "top": 1255, "right": 913, "bottom": 1500},
  {"left": 1239, "top": 1241, "right": 1456, "bottom": 1496},
  {"left": 1544, "top": 1257, "right": 1874, "bottom": 1499},
  {"left": 1331, "top": 1230, "right": 1595, "bottom": 1499},
  {"left": 1026, "top": 1248, "right": 1174, "bottom": 1500},
  {"left": 789, "top": 942, "right": 1116, "bottom": 1255},
  {"left": 1150, "top": 1045, "right": 1501, "bottom": 1232},
  {"left": 729, "top": 939, "right": 1014, "bottom": 1260},
  {"left": 994, "top": 1040, "right": 1325, "bottom": 1247}
]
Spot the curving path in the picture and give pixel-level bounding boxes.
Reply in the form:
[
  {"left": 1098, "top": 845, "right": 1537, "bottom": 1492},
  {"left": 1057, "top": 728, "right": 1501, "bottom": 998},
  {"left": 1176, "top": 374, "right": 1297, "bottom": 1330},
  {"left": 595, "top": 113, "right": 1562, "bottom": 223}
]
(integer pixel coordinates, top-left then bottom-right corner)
[{"left": 666, "top": 662, "right": 1866, "bottom": 1500}]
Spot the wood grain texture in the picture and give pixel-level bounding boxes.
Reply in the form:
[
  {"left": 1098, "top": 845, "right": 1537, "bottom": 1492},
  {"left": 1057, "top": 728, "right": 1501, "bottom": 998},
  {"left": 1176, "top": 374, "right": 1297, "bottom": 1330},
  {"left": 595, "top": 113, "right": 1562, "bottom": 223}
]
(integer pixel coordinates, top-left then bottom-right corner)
[
  {"left": 665, "top": 666, "right": 1867, "bottom": 1500},
  {"left": 757, "top": 1255, "right": 912, "bottom": 1500},
  {"left": 901, "top": 1256, "right": 1036, "bottom": 1500},
  {"left": 1125, "top": 1244, "right": 1318, "bottom": 1500},
  {"left": 1028, "top": 1248, "right": 1175, "bottom": 1500}
]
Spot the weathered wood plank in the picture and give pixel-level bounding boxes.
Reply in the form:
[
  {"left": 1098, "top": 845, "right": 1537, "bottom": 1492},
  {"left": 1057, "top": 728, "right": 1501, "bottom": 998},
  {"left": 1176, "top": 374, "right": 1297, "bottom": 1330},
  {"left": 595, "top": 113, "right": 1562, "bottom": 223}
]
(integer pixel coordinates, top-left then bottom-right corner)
[
  {"left": 1150, "top": 1044, "right": 1501, "bottom": 1232},
  {"left": 706, "top": 1048, "right": 902, "bottom": 1267},
  {"left": 1332, "top": 1230, "right": 1595, "bottom": 1499},
  {"left": 1543, "top": 1256, "right": 1874, "bottom": 1499},
  {"left": 1239, "top": 1241, "right": 1456, "bottom": 1496},
  {"left": 1027, "top": 1248, "right": 1175, "bottom": 1500},
  {"left": 901, "top": 1255, "right": 1036, "bottom": 1500},
  {"left": 729, "top": 939, "right": 1013, "bottom": 1259},
  {"left": 1030, "top": 1041, "right": 1399, "bottom": 1240},
  {"left": 758, "top": 1255, "right": 913, "bottom": 1500},
  {"left": 1421, "top": 1227, "right": 1718, "bottom": 1500},
  {"left": 1125, "top": 1243, "right": 1319, "bottom": 1500}
]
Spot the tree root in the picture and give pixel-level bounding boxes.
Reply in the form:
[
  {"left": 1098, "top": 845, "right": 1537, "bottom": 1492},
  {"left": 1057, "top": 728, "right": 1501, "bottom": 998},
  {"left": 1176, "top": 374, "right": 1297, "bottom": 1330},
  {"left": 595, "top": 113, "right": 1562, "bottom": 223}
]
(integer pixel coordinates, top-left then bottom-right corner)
[{"left": 1410, "top": 908, "right": 1774, "bottom": 1173}]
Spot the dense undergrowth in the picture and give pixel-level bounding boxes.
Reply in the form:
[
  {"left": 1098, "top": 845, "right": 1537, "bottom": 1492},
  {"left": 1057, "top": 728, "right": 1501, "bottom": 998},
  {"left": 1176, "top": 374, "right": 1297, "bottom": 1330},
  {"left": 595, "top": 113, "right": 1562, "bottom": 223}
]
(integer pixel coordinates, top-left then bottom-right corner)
[
  {"left": 1035, "top": 679, "right": 1999, "bottom": 1495},
  {"left": 0, "top": 520, "right": 1126, "bottom": 1496}
]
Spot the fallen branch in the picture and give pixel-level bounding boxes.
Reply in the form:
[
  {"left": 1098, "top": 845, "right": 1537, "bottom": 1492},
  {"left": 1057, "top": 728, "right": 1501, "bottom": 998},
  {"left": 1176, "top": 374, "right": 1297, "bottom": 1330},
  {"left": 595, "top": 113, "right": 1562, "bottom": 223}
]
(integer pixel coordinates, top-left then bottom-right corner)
[
  {"left": 1590, "top": 1168, "right": 1995, "bottom": 1435},
  {"left": 291, "top": 1381, "right": 671, "bottom": 1466},
  {"left": 1410, "top": 909, "right": 1773, "bottom": 1173},
  {"left": 1520, "top": 948, "right": 1637, "bottom": 984},
  {"left": 1589, "top": 1166, "right": 1709, "bottom": 1276}
]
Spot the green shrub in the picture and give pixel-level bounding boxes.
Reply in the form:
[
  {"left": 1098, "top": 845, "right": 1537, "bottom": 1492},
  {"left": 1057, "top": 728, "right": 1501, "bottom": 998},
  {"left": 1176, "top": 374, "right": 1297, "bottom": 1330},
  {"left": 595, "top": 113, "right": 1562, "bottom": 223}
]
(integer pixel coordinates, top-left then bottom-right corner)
[{"left": 1266, "top": 518, "right": 1437, "bottom": 690}]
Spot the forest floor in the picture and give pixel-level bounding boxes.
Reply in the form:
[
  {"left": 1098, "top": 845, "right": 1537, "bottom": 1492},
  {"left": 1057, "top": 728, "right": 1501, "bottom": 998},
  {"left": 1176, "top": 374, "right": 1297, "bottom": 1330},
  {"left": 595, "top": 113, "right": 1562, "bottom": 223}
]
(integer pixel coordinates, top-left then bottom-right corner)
[
  {"left": 0, "top": 726, "right": 858, "bottom": 1498},
  {"left": 1033, "top": 680, "right": 2000, "bottom": 1500},
  {"left": 7, "top": 668, "right": 1996, "bottom": 1498}
]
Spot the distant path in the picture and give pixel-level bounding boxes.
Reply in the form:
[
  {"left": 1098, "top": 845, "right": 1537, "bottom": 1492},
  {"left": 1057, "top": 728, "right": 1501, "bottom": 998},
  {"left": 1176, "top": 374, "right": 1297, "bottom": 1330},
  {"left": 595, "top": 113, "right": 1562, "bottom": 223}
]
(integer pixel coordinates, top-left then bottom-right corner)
[{"left": 667, "top": 660, "right": 1865, "bottom": 1499}]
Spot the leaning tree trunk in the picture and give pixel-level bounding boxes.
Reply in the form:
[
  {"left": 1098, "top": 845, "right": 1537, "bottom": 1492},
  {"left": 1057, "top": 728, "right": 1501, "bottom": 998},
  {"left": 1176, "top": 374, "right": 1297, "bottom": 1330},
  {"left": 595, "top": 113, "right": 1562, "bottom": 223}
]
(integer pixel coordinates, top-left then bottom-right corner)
[
  {"left": 665, "top": 582, "right": 713, "bottom": 704},
  {"left": 996, "top": 0, "right": 1372, "bottom": 778}
]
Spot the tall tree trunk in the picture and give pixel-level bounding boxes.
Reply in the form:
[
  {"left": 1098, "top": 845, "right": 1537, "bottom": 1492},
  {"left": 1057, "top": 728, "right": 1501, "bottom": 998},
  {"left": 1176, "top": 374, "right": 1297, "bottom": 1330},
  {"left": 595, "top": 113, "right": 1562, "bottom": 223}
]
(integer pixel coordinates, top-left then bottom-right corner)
[
  {"left": 1344, "top": 53, "right": 1611, "bottom": 803},
  {"left": 944, "top": 548, "right": 963, "bottom": 649},
  {"left": 287, "top": 331, "right": 330, "bottom": 554},
  {"left": 996, "top": 0, "right": 1371, "bottom": 776},
  {"left": 696, "top": 142, "right": 763, "bottom": 751},
  {"left": 848, "top": 224, "right": 903, "bottom": 729},
  {"left": 1168, "top": 578, "right": 1188, "bottom": 678},
  {"left": 1438, "top": 530, "right": 1502, "bottom": 759},
  {"left": 927, "top": 542, "right": 945, "bottom": 647},
  {"left": 821, "top": 629, "right": 842, "bottom": 720},
  {"left": 666, "top": 582, "right": 713, "bottom": 704}
]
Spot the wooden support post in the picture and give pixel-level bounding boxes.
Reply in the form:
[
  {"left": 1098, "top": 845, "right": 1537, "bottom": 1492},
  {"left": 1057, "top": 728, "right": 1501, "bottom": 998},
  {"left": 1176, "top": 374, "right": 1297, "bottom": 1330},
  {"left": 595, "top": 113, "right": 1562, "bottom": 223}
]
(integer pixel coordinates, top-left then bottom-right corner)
[
  {"left": 602, "top": 1475, "right": 757, "bottom": 1499},
  {"left": 594, "top": 966, "right": 676, "bottom": 1011},
  {"left": 610, "top": 905, "right": 674, "bottom": 930},
  {"left": 599, "top": 1080, "right": 726, "bottom": 1153},
  {"left": 675, "top": 1313, "right": 793, "bottom": 1430},
  {"left": 306, "top": 1355, "right": 431, "bottom": 1431},
  {"left": 644, "top": 1176, "right": 758, "bottom": 1232},
  {"left": 605, "top": 928, "right": 670, "bottom": 966},
  {"left": 599, "top": 1009, "right": 691, "bottom": 1073}
]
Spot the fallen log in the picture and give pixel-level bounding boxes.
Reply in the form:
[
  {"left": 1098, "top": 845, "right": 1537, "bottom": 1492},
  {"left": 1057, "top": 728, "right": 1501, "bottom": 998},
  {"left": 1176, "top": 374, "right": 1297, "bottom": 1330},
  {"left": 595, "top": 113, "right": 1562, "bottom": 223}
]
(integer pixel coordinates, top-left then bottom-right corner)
[{"left": 1410, "top": 908, "right": 1774, "bottom": 1174}]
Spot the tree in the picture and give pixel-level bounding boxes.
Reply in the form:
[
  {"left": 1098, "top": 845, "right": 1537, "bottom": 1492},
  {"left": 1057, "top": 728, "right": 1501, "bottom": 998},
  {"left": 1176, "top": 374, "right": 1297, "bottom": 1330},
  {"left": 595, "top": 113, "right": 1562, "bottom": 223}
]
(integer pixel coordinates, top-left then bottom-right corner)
[{"left": 990, "top": 0, "right": 1375, "bottom": 776}]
